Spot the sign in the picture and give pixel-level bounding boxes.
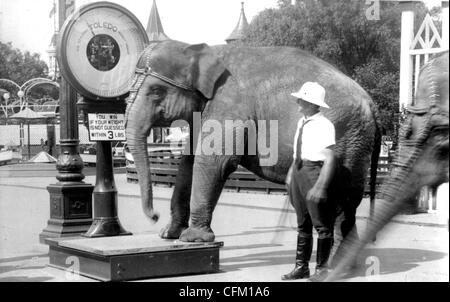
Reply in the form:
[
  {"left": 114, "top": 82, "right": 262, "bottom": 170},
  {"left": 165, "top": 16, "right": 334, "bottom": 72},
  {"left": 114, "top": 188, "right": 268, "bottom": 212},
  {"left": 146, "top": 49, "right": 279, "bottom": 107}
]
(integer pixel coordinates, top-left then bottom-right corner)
[
  {"left": 380, "top": 135, "right": 393, "bottom": 158},
  {"left": 88, "top": 113, "right": 126, "bottom": 141}
]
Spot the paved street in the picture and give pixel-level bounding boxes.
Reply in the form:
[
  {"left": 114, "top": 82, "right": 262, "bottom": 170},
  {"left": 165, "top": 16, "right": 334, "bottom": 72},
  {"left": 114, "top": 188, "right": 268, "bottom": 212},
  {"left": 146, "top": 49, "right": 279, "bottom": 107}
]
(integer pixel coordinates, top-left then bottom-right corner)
[{"left": 0, "top": 163, "right": 448, "bottom": 282}]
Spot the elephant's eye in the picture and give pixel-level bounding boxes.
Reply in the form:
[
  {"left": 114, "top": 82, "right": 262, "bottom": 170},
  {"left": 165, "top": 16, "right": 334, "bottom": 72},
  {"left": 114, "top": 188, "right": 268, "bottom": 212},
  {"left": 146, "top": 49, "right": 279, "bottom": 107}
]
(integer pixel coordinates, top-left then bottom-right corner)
[{"left": 148, "top": 86, "right": 166, "bottom": 98}]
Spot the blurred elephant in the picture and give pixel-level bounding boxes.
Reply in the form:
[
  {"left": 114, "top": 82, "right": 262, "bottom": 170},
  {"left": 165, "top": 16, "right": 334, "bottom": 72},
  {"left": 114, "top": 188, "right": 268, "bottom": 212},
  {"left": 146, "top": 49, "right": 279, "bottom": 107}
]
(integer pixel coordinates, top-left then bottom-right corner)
[{"left": 327, "top": 50, "right": 449, "bottom": 281}]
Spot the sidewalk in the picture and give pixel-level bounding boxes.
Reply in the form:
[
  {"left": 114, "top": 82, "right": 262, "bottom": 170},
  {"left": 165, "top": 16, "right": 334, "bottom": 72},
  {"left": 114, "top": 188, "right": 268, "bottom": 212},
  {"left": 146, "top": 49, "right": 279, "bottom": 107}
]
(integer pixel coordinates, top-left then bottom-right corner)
[
  {"left": 1, "top": 163, "right": 447, "bottom": 228},
  {"left": 0, "top": 164, "right": 448, "bottom": 282}
]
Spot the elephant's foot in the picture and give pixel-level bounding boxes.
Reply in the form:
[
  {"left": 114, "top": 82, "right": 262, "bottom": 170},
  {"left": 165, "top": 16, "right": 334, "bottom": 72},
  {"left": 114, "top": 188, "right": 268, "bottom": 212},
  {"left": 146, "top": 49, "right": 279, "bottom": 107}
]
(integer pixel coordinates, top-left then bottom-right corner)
[
  {"left": 179, "top": 226, "right": 215, "bottom": 242},
  {"left": 159, "top": 221, "right": 188, "bottom": 239}
]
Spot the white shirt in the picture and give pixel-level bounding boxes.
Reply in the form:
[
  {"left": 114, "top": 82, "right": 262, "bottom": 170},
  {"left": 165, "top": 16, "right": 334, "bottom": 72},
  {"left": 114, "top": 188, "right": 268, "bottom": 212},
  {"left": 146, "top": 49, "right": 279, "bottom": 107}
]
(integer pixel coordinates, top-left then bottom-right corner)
[{"left": 293, "top": 112, "right": 336, "bottom": 162}]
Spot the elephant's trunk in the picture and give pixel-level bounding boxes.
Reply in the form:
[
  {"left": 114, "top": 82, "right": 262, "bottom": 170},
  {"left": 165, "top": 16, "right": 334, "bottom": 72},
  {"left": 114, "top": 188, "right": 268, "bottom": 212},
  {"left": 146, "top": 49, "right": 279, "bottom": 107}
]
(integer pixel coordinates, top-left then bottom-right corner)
[
  {"left": 365, "top": 144, "right": 423, "bottom": 237},
  {"left": 125, "top": 97, "right": 160, "bottom": 223}
]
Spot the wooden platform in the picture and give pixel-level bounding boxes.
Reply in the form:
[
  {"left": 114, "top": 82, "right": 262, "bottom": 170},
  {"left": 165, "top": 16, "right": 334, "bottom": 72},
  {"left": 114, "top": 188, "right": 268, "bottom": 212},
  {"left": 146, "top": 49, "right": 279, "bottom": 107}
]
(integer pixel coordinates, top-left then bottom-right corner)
[{"left": 46, "top": 234, "right": 223, "bottom": 282}]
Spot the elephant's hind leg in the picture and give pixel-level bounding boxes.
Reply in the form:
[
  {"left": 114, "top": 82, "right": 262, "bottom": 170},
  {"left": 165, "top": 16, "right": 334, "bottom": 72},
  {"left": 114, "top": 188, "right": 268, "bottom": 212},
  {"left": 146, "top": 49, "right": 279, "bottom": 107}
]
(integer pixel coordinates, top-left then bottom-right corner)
[
  {"left": 160, "top": 155, "right": 194, "bottom": 239},
  {"left": 179, "top": 155, "right": 239, "bottom": 242}
]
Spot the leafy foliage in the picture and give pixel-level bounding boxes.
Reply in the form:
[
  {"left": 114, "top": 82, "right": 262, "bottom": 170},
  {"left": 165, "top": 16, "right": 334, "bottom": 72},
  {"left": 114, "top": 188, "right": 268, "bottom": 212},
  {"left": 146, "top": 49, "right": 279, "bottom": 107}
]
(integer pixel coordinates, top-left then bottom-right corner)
[
  {"left": 0, "top": 42, "right": 48, "bottom": 85},
  {"left": 242, "top": 0, "right": 430, "bottom": 135}
]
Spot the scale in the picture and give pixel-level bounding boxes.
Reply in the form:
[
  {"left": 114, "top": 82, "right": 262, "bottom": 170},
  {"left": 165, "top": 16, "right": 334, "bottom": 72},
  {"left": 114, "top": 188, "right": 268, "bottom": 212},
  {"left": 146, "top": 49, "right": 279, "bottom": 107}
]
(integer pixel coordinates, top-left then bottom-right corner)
[
  {"left": 56, "top": 1, "right": 149, "bottom": 238},
  {"left": 47, "top": 2, "right": 223, "bottom": 281},
  {"left": 58, "top": 1, "right": 147, "bottom": 100}
]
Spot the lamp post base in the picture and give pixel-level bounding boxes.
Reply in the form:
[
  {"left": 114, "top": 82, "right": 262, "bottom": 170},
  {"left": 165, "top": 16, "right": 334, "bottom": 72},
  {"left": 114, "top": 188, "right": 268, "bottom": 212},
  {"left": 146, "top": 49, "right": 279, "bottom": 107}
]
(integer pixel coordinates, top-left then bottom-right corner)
[{"left": 83, "top": 217, "right": 132, "bottom": 238}]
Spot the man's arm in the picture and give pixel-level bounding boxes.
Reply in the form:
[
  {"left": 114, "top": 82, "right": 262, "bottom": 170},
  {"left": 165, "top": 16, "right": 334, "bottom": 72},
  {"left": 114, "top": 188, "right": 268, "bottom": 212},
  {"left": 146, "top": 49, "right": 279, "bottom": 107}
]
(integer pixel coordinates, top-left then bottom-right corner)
[
  {"left": 285, "top": 162, "right": 295, "bottom": 185},
  {"left": 286, "top": 119, "right": 302, "bottom": 185},
  {"left": 307, "top": 147, "right": 336, "bottom": 203}
]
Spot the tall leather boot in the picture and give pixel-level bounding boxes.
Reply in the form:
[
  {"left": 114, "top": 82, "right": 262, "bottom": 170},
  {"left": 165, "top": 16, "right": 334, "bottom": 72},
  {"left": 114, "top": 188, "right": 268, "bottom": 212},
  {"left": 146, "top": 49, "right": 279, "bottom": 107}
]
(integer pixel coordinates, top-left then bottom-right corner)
[
  {"left": 281, "top": 236, "right": 312, "bottom": 280},
  {"left": 309, "top": 237, "right": 334, "bottom": 282}
]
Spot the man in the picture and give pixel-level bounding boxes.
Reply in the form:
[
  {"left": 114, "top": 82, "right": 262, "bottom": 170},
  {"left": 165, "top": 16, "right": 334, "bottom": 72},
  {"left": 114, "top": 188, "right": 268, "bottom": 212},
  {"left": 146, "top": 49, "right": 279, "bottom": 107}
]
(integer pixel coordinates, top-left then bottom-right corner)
[{"left": 282, "top": 82, "right": 337, "bottom": 282}]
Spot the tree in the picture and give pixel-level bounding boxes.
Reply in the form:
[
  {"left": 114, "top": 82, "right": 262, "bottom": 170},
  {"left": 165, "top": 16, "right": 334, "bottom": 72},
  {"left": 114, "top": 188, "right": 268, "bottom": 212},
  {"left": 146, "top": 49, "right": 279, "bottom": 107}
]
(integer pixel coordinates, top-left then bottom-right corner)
[
  {"left": 0, "top": 42, "right": 48, "bottom": 85},
  {"left": 242, "top": 0, "right": 429, "bottom": 136}
]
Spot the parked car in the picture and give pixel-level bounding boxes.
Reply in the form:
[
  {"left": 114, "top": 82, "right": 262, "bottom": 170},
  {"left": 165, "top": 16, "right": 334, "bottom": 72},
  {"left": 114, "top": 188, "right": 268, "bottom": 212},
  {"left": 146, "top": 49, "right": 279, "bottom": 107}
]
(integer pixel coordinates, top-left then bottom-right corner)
[
  {"left": 165, "top": 128, "right": 189, "bottom": 143},
  {"left": 79, "top": 144, "right": 97, "bottom": 155},
  {"left": 112, "top": 142, "right": 126, "bottom": 157}
]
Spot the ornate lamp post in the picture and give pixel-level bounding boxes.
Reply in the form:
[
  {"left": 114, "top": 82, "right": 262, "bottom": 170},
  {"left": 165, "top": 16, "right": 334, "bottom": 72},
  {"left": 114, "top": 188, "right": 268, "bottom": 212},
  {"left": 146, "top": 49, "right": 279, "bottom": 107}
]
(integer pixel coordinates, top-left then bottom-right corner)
[
  {"left": 17, "top": 90, "right": 25, "bottom": 110},
  {"left": 0, "top": 79, "right": 21, "bottom": 115},
  {"left": 2, "top": 92, "right": 10, "bottom": 118},
  {"left": 40, "top": 0, "right": 94, "bottom": 242}
]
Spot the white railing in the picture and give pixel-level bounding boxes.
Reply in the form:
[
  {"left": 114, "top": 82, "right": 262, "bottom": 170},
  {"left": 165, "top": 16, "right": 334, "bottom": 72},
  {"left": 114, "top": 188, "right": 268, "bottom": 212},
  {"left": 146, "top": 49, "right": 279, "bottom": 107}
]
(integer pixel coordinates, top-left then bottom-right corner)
[{"left": 408, "top": 11, "right": 448, "bottom": 214}]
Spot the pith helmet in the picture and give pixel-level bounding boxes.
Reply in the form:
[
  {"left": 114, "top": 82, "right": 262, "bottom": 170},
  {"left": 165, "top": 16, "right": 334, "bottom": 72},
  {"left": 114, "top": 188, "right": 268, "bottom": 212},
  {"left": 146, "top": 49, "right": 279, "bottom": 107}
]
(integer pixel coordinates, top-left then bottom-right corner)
[{"left": 291, "top": 82, "right": 329, "bottom": 109}]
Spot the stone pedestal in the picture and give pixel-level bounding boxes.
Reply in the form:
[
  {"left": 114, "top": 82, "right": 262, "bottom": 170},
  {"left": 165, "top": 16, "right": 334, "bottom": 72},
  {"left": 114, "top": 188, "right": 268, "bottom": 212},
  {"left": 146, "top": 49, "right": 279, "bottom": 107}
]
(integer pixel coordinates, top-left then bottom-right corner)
[
  {"left": 77, "top": 98, "right": 130, "bottom": 238},
  {"left": 39, "top": 183, "right": 94, "bottom": 243},
  {"left": 46, "top": 234, "right": 223, "bottom": 281}
]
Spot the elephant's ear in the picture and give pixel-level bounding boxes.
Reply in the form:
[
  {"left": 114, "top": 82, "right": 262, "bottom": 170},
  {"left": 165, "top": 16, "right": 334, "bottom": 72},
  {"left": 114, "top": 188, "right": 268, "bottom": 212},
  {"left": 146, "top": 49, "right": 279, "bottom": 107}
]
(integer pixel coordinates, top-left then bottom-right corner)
[{"left": 184, "top": 43, "right": 226, "bottom": 100}]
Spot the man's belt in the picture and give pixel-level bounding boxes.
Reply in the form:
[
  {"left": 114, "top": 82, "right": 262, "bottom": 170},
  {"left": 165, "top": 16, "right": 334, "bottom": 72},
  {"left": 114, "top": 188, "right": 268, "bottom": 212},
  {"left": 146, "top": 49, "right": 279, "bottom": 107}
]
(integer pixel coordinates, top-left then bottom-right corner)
[{"left": 298, "top": 160, "right": 324, "bottom": 169}]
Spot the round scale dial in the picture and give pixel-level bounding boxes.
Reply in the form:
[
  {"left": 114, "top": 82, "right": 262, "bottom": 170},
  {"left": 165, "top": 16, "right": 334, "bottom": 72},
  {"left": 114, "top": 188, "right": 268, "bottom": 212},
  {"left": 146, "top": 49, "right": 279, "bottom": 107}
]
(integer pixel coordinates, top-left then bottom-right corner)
[{"left": 58, "top": 2, "right": 149, "bottom": 100}]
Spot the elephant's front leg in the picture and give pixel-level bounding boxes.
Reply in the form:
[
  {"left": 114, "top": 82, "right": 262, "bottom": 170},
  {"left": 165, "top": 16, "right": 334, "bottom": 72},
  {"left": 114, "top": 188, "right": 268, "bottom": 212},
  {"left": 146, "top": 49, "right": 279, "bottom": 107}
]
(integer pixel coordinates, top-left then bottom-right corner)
[
  {"left": 160, "top": 155, "right": 194, "bottom": 239},
  {"left": 179, "top": 155, "right": 238, "bottom": 242}
]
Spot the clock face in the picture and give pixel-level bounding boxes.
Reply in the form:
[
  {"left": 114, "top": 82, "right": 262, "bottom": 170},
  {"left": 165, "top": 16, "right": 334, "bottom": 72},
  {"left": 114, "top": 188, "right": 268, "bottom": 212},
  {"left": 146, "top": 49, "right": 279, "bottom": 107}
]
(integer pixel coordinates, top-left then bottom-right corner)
[{"left": 59, "top": 3, "right": 149, "bottom": 99}]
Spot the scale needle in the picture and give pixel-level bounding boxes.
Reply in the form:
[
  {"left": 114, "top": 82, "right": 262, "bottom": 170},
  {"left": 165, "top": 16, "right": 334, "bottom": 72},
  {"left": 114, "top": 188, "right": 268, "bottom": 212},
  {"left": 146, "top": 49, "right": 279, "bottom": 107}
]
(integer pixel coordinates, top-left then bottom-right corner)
[{"left": 86, "top": 21, "right": 96, "bottom": 37}]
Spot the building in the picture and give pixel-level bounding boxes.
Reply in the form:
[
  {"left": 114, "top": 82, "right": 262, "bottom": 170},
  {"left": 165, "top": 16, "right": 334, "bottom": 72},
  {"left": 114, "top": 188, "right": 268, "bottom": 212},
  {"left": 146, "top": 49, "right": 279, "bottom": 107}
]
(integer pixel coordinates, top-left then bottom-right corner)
[
  {"left": 47, "top": 34, "right": 58, "bottom": 80},
  {"left": 146, "top": 0, "right": 170, "bottom": 143},
  {"left": 146, "top": 0, "right": 170, "bottom": 42},
  {"left": 226, "top": 2, "right": 249, "bottom": 44}
]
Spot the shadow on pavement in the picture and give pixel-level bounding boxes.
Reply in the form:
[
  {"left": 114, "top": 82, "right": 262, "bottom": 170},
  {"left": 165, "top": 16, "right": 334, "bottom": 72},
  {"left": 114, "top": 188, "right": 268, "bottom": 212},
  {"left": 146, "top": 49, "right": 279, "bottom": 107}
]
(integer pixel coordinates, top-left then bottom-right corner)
[
  {"left": 0, "top": 253, "right": 50, "bottom": 280},
  {"left": 0, "top": 264, "right": 47, "bottom": 275},
  {"left": 219, "top": 247, "right": 447, "bottom": 276},
  {"left": 0, "top": 253, "right": 48, "bottom": 264},
  {"left": 220, "top": 249, "right": 301, "bottom": 271},
  {"left": 216, "top": 226, "right": 294, "bottom": 239},
  {"left": 338, "top": 247, "right": 448, "bottom": 279},
  {"left": 0, "top": 276, "right": 54, "bottom": 282},
  {"left": 222, "top": 243, "right": 284, "bottom": 251}
]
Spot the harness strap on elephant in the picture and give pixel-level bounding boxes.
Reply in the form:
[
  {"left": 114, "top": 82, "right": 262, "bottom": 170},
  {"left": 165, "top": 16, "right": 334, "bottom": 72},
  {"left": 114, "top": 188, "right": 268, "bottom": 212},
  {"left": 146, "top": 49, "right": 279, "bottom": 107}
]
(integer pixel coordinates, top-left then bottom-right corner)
[{"left": 126, "top": 42, "right": 196, "bottom": 123}]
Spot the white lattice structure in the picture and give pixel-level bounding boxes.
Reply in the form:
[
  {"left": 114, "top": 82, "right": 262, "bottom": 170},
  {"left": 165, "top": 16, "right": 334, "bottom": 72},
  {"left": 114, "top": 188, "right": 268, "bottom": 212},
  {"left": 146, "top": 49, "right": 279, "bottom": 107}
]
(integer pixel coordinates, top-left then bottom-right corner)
[{"left": 399, "top": 0, "right": 449, "bottom": 111}]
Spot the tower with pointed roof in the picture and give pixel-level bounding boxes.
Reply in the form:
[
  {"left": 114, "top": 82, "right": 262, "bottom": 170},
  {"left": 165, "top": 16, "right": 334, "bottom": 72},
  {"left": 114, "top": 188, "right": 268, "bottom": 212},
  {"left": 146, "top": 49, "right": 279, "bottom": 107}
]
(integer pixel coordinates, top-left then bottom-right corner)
[
  {"left": 146, "top": 0, "right": 170, "bottom": 143},
  {"left": 47, "top": 0, "right": 58, "bottom": 80},
  {"left": 226, "top": 2, "right": 249, "bottom": 44},
  {"left": 47, "top": 35, "right": 58, "bottom": 80},
  {"left": 146, "top": 0, "right": 170, "bottom": 42}
]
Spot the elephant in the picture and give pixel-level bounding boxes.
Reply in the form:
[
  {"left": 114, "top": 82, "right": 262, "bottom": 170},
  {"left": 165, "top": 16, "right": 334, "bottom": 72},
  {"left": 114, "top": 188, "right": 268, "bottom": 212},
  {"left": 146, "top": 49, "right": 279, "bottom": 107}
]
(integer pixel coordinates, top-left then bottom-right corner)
[
  {"left": 326, "top": 50, "right": 449, "bottom": 281},
  {"left": 125, "top": 40, "right": 382, "bottom": 243}
]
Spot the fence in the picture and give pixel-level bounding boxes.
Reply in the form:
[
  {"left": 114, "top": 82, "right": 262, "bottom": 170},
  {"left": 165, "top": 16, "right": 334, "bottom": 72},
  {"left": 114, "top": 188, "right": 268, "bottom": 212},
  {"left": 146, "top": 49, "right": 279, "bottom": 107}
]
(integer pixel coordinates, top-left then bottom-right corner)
[
  {"left": 127, "top": 149, "right": 391, "bottom": 195},
  {"left": 0, "top": 122, "right": 91, "bottom": 160},
  {"left": 0, "top": 121, "right": 164, "bottom": 162}
]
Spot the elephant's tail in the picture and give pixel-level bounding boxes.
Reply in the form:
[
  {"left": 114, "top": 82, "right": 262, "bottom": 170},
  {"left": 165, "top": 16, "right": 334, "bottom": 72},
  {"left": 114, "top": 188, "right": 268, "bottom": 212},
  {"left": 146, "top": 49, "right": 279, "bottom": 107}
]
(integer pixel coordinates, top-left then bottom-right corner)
[{"left": 369, "top": 114, "right": 382, "bottom": 220}]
